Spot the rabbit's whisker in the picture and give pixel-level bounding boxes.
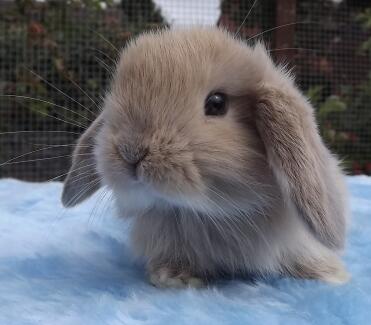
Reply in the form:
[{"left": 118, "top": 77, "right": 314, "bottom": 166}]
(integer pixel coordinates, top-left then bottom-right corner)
[
  {"left": 235, "top": 0, "right": 259, "bottom": 37},
  {"left": 67, "top": 170, "right": 98, "bottom": 185},
  {"left": 0, "top": 144, "right": 92, "bottom": 166},
  {"left": 92, "top": 191, "right": 114, "bottom": 227},
  {"left": 247, "top": 21, "right": 317, "bottom": 42},
  {"left": 45, "top": 162, "right": 97, "bottom": 183},
  {"left": 92, "top": 30, "right": 120, "bottom": 54},
  {"left": 0, "top": 130, "right": 82, "bottom": 136},
  {"left": 31, "top": 143, "right": 93, "bottom": 148},
  {"left": 1, "top": 95, "right": 88, "bottom": 129},
  {"left": 0, "top": 154, "right": 91, "bottom": 167},
  {"left": 64, "top": 73, "right": 100, "bottom": 110},
  {"left": 88, "top": 188, "right": 109, "bottom": 225},
  {"left": 27, "top": 69, "right": 98, "bottom": 116},
  {"left": 268, "top": 47, "right": 317, "bottom": 53},
  {"left": 89, "top": 47, "right": 117, "bottom": 65},
  {"left": 63, "top": 178, "right": 101, "bottom": 208},
  {"left": 95, "top": 55, "right": 114, "bottom": 74}
]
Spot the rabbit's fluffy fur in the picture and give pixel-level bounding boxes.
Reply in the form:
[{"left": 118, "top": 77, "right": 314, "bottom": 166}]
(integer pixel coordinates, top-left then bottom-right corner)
[{"left": 62, "top": 28, "right": 349, "bottom": 288}]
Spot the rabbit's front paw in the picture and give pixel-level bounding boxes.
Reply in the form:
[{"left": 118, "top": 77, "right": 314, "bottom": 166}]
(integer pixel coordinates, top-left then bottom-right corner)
[{"left": 149, "top": 267, "right": 205, "bottom": 289}]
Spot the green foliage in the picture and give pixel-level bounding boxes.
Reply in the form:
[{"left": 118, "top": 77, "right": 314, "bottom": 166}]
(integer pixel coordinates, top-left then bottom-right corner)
[
  {"left": 317, "top": 96, "right": 346, "bottom": 120},
  {"left": 357, "top": 9, "right": 371, "bottom": 54},
  {"left": 307, "top": 86, "right": 347, "bottom": 144},
  {"left": 357, "top": 8, "right": 371, "bottom": 29},
  {"left": 0, "top": 0, "right": 167, "bottom": 130},
  {"left": 297, "top": 2, "right": 371, "bottom": 174},
  {"left": 306, "top": 85, "right": 324, "bottom": 106},
  {"left": 306, "top": 85, "right": 346, "bottom": 124},
  {"left": 307, "top": 72, "right": 371, "bottom": 174},
  {"left": 0, "top": 0, "right": 168, "bottom": 177}
]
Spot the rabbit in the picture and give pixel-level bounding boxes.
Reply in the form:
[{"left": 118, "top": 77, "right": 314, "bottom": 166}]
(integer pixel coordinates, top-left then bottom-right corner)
[{"left": 61, "top": 27, "right": 350, "bottom": 288}]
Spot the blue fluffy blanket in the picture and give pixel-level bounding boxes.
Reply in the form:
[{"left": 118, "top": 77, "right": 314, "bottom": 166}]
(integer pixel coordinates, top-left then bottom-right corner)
[{"left": 0, "top": 177, "right": 370, "bottom": 325}]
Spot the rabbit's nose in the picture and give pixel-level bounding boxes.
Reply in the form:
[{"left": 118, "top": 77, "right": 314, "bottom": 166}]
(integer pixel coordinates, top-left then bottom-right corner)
[{"left": 119, "top": 144, "right": 149, "bottom": 169}]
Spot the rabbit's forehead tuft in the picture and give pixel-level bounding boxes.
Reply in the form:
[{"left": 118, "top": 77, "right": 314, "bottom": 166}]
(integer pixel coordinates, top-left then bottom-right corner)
[
  {"left": 122, "top": 28, "right": 241, "bottom": 69},
  {"left": 112, "top": 28, "right": 261, "bottom": 99}
]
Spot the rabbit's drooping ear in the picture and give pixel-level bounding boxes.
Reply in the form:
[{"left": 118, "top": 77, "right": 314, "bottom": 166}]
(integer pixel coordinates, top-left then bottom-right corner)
[
  {"left": 254, "top": 82, "right": 346, "bottom": 249},
  {"left": 61, "top": 114, "right": 103, "bottom": 207}
]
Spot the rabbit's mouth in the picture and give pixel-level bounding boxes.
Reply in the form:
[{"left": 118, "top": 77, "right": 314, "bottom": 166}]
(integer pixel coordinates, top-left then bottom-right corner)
[
  {"left": 134, "top": 154, "right": 205, "bottom": 204},
  {"left": 95, "top": 147, "right": 205, "bottom": 212}
]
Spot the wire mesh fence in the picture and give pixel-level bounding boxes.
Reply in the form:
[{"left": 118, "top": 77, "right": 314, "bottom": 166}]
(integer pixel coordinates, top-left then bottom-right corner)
[{"left": 0, "top": 0, "right": 370, "bottom": 181}]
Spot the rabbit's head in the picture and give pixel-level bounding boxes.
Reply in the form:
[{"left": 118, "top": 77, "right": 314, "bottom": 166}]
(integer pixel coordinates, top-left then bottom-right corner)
[{"left": 62, "top": 28, "right": 347, "bottom": 249}]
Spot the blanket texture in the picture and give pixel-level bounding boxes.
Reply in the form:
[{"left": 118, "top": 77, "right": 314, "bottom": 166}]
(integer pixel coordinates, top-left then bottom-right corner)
[{"left": 0, "top": 177, "right": 370, "bottom": 325}]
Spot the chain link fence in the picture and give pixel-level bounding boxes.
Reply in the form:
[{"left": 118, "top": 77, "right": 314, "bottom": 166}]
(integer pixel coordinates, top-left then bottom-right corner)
[{"left": 0, "top": 0, "right": 370, "bottom": 181}]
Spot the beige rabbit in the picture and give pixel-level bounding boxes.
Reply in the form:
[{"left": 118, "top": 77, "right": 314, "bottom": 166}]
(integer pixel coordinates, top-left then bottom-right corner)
[{"left": 62, "top": 27, "right": 349, "bottom": 288}]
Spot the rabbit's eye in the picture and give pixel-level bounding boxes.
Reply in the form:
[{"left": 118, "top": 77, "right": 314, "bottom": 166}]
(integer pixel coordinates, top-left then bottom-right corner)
[{"left": 205, "top": 93, "right": 227, "bottom": 116}]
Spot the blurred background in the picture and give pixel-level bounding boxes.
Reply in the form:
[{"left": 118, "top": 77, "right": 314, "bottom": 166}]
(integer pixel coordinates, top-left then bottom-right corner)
[{"left": 0, "top": 0, "right": 370, "bottom": 181}]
